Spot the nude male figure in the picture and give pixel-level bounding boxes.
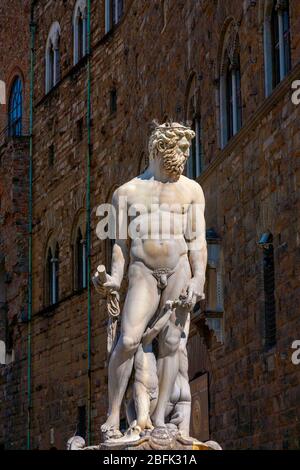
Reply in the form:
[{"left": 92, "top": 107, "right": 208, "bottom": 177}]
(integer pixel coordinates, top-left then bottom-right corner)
[{"left": 94, "top": 122, "right": 207, "bottom": 437}]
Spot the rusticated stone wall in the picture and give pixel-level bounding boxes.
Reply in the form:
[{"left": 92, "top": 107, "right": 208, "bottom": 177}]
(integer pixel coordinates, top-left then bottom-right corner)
[
  {"left": 0, "top": 0, "right": 31, "bottom": 450},
  {"left": 0, "top": 0, "right": 299, "bottom": 450},
  {"left": 0, "top": 138, "right": 30, "bottom": 449}
]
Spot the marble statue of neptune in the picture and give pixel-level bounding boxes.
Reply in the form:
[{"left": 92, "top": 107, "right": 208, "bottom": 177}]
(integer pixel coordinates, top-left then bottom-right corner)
[{"left": 93, "top": 121, "right": 207, "bottom": 444}]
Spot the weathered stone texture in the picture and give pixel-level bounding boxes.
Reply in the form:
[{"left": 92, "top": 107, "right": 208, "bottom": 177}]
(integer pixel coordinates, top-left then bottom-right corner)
[
  {"left": 0, "top": 0, "right": 299, "bottom": 450},
  {"left": 0, "top": 1, "right": 31, "bottom": 450}
]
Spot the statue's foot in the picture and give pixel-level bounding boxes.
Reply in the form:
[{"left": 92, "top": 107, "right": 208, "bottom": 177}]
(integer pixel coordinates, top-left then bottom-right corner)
[
  {"left": 104, "top": 421, "right": 142, "bottom": 446},
  {"left": 166, "top": 422, "right": 178, "bottom": 432},
  {"left": 67, "top": 436, "right": 86, "bottom": 450},
  {"left": 101, "top": 416, "right": 122, "bottom": 441},
  {"left": 145, "top": 421, "right": 154, "bottom": 431},
  {"left": 151, "top": 413, "right": 167, "bottom": 429},
  {"left": 150, "top": 425, "right": 173, "bottom": 446}
]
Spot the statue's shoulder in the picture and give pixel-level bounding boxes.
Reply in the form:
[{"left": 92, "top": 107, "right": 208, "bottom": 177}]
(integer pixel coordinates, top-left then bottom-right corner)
[
  {"left": 179, "top": 175, "right": 205, "bottom": 202},
  {"left": 179, "top": 174, "right": 203, "bottom": 191},
  {"left": 113, "top": 177, "right": 140, "bottom": 199}
]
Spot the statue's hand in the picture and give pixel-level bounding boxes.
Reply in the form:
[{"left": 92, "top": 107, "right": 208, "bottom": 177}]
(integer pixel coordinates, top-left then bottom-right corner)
[
  {"left": 92, "top": 265, "right": 121, "bottom": 296},
  {"left": 102, "top": 273, "right": 121, "bottom": 292},
  {"left": 185, "top": 277, "right": 205, "bottom": 308},
  {"left": 92, "top": 271, "right": 105, "bottom": 295}
]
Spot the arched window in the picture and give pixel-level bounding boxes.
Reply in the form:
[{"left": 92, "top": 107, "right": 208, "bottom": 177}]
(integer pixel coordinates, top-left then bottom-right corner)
[
  {"left": 105, "top": 0, "right": 124, "bottom": 33},
  {"left": 8, "top": 77, "right": 22, "bottom": 137},
  {"left": 46, "top": 243, "right": 59, "bottom": 305},
  {"left": 45, "top": 22, "right": 61, "bottom": 93},
  {"left": 73, "top": 0, "right": 88, "bottom": 65},
  {"left": 185, "top": 74, "right": 204, "bottom": 179},
  {"left": 219, "top": 23, "right": 242, "bottom": 148},
  {"left": 225, "top": 57, "right": 242, "bottom": 142},
  {"left": 264, "top": 0, "right": 291, "bottom": 96}
]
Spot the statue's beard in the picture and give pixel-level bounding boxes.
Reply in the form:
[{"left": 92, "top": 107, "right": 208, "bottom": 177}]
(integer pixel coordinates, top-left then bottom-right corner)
[{"left": 162, "top": 149, "right": 187, "bottom": 179}]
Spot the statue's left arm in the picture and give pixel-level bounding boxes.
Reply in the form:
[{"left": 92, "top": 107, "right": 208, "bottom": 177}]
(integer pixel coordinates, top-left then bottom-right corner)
[{"left": 185, "top": 182, "right": 207, "bottom": 306}]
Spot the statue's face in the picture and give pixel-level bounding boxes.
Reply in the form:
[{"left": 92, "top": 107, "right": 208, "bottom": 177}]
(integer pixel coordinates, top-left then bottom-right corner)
[
  {"left": 162, "top": 135, "right": 191, "bottom": 179},
  {"left": 176, "top": 136, "right": 190, "bottom": 162}
]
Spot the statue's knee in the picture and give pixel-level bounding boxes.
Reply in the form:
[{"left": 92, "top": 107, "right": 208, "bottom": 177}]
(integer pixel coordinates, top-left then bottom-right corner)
[{"left": 120, "top": 335, "right": 139, "bottom": 354}]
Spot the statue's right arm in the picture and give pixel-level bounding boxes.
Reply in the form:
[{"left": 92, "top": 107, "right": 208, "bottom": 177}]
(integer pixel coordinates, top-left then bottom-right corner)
[{"left": 104, "top": 188, "right": 129, "bottom": 290}]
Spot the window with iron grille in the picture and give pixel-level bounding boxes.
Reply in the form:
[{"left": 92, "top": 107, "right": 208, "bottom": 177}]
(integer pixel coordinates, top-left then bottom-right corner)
[{"left": 263, "top": 243, "right": 276, "bottom": 349}]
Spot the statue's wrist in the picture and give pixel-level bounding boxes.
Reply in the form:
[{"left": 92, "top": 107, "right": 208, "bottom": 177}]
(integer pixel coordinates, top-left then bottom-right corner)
[
  {"left": 191, "top": 274, "right": 205, "bottom": 284},
  {"left": 111, "top": 273, "right": 122, "bottom": 289}
]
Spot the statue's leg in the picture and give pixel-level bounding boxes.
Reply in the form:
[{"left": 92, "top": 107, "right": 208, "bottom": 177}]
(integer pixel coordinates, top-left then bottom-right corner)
[
  {"left": 175, "top": 315, "right": 192, "bottom": 436},
  {"left": 152, "top": 323, "right": 182, "bottom": 428},
  {"left": 152, "top": 258, "right": 191, "bottom": 428},
  {"left": 125, "top": 384, "right": 136, "bottom": 428},
  {"left": 133, "top": 381, "right": 151, "bottom": 431},
  {"left": 133, "top": 343, "right": 158, "bottom": 431},
  {"left": 102, "top": 262, "right": 160, "bottom": 434}
]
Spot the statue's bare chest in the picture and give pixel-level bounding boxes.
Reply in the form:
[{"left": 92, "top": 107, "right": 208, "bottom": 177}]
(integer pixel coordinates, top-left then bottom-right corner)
[{"left": 126, "top": 182, "right": 191, "bottom": 213}]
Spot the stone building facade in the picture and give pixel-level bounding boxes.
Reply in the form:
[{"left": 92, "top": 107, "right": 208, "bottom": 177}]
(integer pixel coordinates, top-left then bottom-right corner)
[
  {"left": 0, "top": 0, "right": 299, "bottom": 450},
  {"left": 0, "top": 0, "right": 31, "bottom": 449}
]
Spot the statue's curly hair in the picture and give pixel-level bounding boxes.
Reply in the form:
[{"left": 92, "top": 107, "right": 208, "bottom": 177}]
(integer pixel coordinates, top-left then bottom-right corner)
[{"left": 148, "top": 121, "right": 195, "bottom": 161}]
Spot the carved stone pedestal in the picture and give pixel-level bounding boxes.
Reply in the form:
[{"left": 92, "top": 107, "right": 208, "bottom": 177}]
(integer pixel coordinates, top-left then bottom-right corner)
[{"left": 67, "top": 427, "right": 222, "bottom": 451}]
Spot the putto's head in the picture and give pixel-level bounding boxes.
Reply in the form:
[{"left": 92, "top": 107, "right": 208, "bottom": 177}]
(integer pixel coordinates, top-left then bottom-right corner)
[{"left": 148, "top": 121, "right": 195, "bottom": 180}]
